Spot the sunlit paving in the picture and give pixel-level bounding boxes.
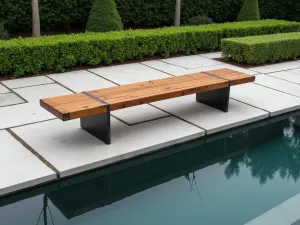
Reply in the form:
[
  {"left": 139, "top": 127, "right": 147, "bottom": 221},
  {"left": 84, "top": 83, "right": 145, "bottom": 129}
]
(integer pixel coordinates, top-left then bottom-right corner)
[{"left": 0, "top": 0, "right": 300, "bottom": 224}]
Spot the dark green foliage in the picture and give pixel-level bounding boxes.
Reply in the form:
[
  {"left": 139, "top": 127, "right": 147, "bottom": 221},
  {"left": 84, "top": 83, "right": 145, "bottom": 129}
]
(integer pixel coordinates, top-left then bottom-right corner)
[
  {"left": 222, "top": 32, "right": 300, "bottom": 64},
  {"left": 187, "top": 16, "right": 214, "bottom": 26},
  {"left": 259, "top": 0, "right": 299, "bottom": 21},
  {"left": 0, "top": 0, "right": 298, "bottom": 31},
  {"left": 237, "top": 0, "right": 260, "bottom": 21},
  {"left": 0, "top": 19, "right": 299, "bottom": 77},
  {"left": 0, "top": 23, "right": 9, "bottom": 40},
  {"left": 86, "top": 0, "right": 123, "bottom": 32}
]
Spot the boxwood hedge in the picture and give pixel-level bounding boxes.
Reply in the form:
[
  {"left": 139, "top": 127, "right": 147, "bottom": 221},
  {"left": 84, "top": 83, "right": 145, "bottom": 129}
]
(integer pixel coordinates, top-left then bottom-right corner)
[
  {"left": 1, "top": 19, "right": 300, "bottom": 77},
  {"left": 222, "top": 32, "right": 300, "bottom": 64}
]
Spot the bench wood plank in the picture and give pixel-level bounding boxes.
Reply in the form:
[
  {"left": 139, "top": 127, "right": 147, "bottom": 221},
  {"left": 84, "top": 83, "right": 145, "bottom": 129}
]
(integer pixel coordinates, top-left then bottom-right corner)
[{"left": 205, "top": 68, "right": 255, "bottom": 85}]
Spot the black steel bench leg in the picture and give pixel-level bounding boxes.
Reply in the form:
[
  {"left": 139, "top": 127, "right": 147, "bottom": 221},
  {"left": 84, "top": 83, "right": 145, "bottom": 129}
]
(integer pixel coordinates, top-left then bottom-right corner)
[
  {"left": 196, "top": 84, "right": 230, "bottom": 112},
  {"left": 80, "top": 105, "right": 111, "bottom": 145}
]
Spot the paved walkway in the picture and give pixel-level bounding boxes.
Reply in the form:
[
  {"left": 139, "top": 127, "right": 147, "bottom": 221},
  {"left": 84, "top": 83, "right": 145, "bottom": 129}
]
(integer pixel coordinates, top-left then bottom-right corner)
[{"left": 1, "top": 52, "right": 300, "bottom": 196}]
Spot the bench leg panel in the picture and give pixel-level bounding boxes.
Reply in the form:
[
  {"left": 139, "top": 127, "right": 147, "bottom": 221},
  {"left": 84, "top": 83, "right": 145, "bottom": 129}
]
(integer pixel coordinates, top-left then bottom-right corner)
[
  {"left": 80, "top": 109, "right": 111, "bottom": 145},
  {"left": 196, "top": 85, "right": 230, "bottom": 112}
]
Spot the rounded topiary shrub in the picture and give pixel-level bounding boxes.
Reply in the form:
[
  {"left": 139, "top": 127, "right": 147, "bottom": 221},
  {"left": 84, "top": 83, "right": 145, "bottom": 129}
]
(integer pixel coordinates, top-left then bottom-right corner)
[
  {"left": 237, "top": 0, "right": 260, "bottom": 21},
  {"left": 187, "top": 15, "right": 214, "bottom": 25},
  {"left": 86, "top": 0, "right": 123, "bottom": 32},
  {"left": 0, "top": 23, "right": 9, "bottom": 40}
]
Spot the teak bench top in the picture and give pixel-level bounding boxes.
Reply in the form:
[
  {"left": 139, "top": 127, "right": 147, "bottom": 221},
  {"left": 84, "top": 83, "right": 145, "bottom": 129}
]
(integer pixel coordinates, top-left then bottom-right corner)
[{"left": 40, "top": 69, "right": 255, "bottom": 121}]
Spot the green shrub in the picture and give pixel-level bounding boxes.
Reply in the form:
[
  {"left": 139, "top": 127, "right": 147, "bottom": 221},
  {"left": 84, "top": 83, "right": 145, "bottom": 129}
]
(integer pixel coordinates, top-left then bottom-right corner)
[
  {"left": 0, "top": 0, "right": 299, "bottom": 31},
  {"left": 86, "top": 0, "right": 123, "bottom": 32},
  {"left": 187, "top": 16, "right": 214, "bottom": 25},
  {"left": 237, "top": 0, "right": 260, "bottom": 21},
  {"left": 0, "top": 23, "right": 9, "bottom": 40},
  {"left": 0, "top": 19, "right": 299, "bottom": 77},
  {"left": 222, "top": 32, "right": 300, "bottom": 64},
  {"left": 0, "top": 0, "right": 244, "bottom": 31}
]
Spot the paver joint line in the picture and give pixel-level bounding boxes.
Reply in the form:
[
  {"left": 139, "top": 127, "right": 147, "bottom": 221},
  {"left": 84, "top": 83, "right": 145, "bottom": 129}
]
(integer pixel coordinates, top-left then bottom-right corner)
[
  {"left": 0, "top": 82, "right": 28, "bottom": 104},
  {"left": 6, "top": 129, "right": 60, "bottom": 178},
  {"left": 45, "top": 75, "right": 76, "bottom": 94},
  {"left": 87, "top": 70, "right": 121, "bottom": 86}
]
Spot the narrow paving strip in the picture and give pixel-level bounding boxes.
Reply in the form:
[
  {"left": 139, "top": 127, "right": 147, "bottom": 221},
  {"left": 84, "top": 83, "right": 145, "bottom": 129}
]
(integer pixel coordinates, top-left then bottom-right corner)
[
  {"left": 160, "top": 55, "right": 223, "bottom": 69},
  {"left": 200, "top": 52, "right": 223, "bottom": 59},
  {"left": 249, "top": 61, "right": 300, "bottom": 74},
  {"left": 2, "top": 76, "right": 54, "bottom": 89},
  {"left": 0, "top": 130, "right": 56, "bottom": 196}
]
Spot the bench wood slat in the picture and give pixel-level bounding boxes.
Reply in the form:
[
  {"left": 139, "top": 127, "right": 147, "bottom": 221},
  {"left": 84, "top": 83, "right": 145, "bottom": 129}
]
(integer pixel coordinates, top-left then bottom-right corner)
[{"left": 205, "top": 69, "right": 255, "bottom": 85}]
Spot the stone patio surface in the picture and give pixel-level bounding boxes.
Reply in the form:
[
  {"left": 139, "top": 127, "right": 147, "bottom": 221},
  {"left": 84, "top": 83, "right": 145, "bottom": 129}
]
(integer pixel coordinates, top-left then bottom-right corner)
[{"left": 1, "top": 52, "right": 300, "bottom": 196}]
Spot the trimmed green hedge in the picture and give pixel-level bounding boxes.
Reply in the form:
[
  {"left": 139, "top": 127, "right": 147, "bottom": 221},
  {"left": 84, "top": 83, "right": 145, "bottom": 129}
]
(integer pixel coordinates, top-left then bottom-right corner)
[
  {"left": 1, "top": 20, "right": 300, "bottom": 77},
  {"left": 222, "top": 32, "right": 300, "bottom": 64}
]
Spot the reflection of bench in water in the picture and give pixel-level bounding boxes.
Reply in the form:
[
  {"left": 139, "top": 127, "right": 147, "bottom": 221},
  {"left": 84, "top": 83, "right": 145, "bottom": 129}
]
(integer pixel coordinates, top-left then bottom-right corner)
[
  {"left": 48, "top": 136, "right": 249, "bottom": 219},
  {"left": 48, "top": 117, "right": 294, "bottom": 219}
]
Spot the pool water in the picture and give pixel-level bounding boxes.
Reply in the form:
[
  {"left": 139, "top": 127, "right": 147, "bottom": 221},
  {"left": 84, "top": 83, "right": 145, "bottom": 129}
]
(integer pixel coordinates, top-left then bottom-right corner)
[{"left": 1, "top": 112, "right": 300, "bottom": 225}]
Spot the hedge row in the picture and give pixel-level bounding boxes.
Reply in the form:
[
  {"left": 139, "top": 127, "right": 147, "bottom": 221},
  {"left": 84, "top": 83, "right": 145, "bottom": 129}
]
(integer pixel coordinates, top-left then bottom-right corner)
[
  {"left": 0, "top": 20, "right": 299, "bottom": 77},
  {"left": 0, "top": 0, "right": 299, "bottom": 31},
  {"left": 222, "top": 32, "right": 300, "bottom": 64}
]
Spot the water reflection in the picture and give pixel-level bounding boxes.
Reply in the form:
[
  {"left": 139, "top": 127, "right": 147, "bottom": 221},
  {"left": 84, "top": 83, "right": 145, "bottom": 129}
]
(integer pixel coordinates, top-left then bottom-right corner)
[
  {"left": 222, "top": 116, "right": 300, "bottom": 184},
  {"left": 1, "top": 113, "right": 300, "bottom": 224}
]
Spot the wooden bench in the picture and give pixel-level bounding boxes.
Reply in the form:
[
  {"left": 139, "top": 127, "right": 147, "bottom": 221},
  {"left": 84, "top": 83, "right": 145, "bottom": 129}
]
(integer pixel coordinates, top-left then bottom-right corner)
[{"left": 40, "top": 68, "right": 255, "bottom": 144}]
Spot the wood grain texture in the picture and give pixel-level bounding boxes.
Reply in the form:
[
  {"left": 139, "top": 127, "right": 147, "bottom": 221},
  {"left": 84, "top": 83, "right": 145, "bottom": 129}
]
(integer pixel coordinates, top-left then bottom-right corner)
[
  {"left": 205, "top": 68, "right": 255, "bottom": 85},
  {"left": 40, "top": 69, "right": 255, "bottom": 121},
  {"left": 40, "top": 93, "right": 107, "bottom": 121}
]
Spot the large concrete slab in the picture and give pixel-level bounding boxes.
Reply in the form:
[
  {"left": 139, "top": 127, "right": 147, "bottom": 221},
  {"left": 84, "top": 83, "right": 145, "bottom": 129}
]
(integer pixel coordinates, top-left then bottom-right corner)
[
  {"left": 231, "top": 83, "right": 300, "bottom": 116},
  {"left": 48, "top": 70, "right": 115, "bottom": 92},
  {"left": 267, "top": 71, "right": 300, "bottom": 84},
  {"left": 254, "top": 75, "right": 300, "bottom": 97},
  {"left": 2, "top": 76, "right": 54, "bottom": 89},
  {"left": 0, "top": 93, "right": 24, "bottom": 107},
  {"left": 12, "top": 117, "right": 204, "bottom": 177},
  {"left": 161, "top": 55, "right": 222, "bottom": 69},
  {"left": 249, "top": 61, "right": 300, "bottom": 74},
  {"left": 0, "top": 103, "right": 54, "bottom": 129},
  {"left": 0, "top": 83, "right": 9, "bottom": 94},
  {"left": 89, "top": 63, "right": 170, "bottom": 85},
  {"left": 152, "top": 96, "right": 268, "bottom": 134},
  {"left": 111, "top": 105, "right": 169, "bottom": 125},
  {"left": 13, "top": 83, "right": 72, "bottom": 102},
  {"left": 0, "top": 130, "right": 56, "bottom": 196},
  {"left": 245, "top": 193, "right": 300, "bottom": 225}
]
